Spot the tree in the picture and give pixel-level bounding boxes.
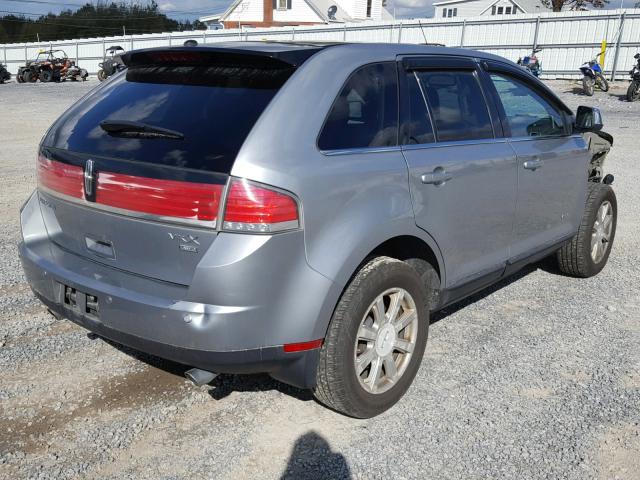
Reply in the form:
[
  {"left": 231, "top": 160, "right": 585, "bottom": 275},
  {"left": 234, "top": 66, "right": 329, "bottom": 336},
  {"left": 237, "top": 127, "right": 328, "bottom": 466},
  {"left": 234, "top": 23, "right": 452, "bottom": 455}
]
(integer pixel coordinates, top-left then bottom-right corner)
[{"left": 541, "top": 0, "right": 608, "bottom": 11}]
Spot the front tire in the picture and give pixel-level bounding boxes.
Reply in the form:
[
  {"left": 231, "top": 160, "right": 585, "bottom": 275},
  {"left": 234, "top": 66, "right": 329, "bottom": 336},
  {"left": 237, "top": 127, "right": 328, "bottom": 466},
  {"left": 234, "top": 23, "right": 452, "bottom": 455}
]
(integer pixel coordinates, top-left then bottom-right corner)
[
  {"left": 557, "top": 183, "right": 617, "bottom": 278},
  {"left": 595, "top": 73, "right": 609, "bottom": 92},
  {"left": 627, "top": 80, "right": 640, "bottom": 102},
  {"left": 583, "top": 76, "right": 595, "bottom": 96},
  {"left": 97, "top": 69, "right": 107, "bottom": 82},
  {"left": 314, "top": 257, "right": 430, "bottom": 418}
]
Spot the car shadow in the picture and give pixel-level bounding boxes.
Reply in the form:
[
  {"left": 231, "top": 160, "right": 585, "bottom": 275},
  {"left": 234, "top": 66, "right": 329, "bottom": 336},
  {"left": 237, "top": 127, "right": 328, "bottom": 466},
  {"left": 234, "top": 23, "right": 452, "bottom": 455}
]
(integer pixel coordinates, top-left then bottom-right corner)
[{"left": 280, "top": 431, "right": 352, "bottom": 479}]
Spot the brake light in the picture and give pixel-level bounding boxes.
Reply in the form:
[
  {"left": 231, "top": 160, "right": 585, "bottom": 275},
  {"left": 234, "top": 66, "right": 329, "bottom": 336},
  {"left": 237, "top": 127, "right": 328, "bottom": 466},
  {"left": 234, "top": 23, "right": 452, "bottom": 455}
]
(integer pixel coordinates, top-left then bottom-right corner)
[
  {"left": 96, "top": 172, "right": 223, "bottom": 223},
  {"left": 222, "top": 179, "right": 299, "bottom": 233},
  {"left": 37, "top": 154, "right": 84, "bottom": 199}
]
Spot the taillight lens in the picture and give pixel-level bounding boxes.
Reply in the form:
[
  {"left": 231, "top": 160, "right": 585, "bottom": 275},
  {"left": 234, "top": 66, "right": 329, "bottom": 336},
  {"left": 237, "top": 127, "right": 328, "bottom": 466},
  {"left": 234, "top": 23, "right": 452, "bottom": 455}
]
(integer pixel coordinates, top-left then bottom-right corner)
[
  {"left": 222, "top": 178, "right": 299, "bottom": 233},
  {"left": 96, "top": 172, "right": 223, "bottom": 223},
  {"left": 37, "top": 154, "right": 84, "bottom": 199}
]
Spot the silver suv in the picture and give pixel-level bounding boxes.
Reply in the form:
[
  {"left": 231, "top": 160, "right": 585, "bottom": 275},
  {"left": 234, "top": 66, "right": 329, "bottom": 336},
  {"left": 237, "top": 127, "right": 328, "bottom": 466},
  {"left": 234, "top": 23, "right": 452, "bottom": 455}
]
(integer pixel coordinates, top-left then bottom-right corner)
[{"left": 19, "top": 43, "right": 617, "bottom": 418}]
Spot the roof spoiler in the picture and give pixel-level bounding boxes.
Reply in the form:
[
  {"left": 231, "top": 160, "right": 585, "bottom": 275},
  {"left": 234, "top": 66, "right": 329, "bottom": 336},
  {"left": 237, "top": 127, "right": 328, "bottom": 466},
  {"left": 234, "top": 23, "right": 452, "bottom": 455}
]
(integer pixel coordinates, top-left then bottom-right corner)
[{"left": 122, "top": 46, "right": 318, "bottom": 69}]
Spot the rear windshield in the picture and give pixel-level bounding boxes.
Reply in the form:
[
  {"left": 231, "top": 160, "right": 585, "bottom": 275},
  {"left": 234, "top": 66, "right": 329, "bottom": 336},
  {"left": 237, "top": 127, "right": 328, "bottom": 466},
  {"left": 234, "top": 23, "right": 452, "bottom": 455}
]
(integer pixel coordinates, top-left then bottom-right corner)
[{"left": 43, "top": 63, "right": 293, "bottom": 174}]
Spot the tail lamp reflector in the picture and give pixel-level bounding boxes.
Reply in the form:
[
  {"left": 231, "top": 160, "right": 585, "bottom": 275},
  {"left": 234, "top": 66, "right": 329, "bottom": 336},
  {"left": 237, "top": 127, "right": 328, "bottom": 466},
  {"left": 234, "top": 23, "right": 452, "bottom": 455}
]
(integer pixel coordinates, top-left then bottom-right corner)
[
  {"left": 37, "top": 155, "right": 84, "bottom": 199},
  {"left": 283, "top": 339, "right": 323, "bottom": 353}
]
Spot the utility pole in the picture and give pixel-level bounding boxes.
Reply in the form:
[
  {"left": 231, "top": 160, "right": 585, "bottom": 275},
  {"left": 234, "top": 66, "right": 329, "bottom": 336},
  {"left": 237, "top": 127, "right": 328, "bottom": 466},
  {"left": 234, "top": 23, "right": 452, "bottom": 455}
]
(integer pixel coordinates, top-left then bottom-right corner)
[
  {"left": 37, "top": 33, "right": 40, "bottom": 43},
  {"left": 123, "top": 26, "right": 126, "bottom": 36}
]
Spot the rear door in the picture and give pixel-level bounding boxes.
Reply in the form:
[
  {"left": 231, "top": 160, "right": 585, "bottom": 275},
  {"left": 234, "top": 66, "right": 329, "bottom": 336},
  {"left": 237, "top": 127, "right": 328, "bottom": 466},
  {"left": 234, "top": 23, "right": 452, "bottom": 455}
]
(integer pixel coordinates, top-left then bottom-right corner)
[
  {"left": 38, "top": 52, "right": 296, "bottom": 286},
  {"left": 399, "top": 56, "right": 518, "bottom": 288},
  {"left": 483, "top": 63, "right": 589, "bottom": 260}
]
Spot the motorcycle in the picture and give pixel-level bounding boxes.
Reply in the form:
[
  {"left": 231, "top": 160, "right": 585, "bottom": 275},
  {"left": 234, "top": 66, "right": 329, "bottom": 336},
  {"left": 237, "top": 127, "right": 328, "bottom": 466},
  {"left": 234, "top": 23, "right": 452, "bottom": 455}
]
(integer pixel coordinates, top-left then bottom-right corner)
[
  {"left": 98, "top": 46, "right": 126, "bottom": 82},
  {"left": 517, "top": 48, "right": 542, "bottom": 77},
  {"left": 0, "top": 62, "right": 10, "bottom": 83},
  {"left": 579, "top": 53, "right": 608, "bottom": 96},
  {"left": 627, "top": 53, "right": 640, "bottom": 102}
]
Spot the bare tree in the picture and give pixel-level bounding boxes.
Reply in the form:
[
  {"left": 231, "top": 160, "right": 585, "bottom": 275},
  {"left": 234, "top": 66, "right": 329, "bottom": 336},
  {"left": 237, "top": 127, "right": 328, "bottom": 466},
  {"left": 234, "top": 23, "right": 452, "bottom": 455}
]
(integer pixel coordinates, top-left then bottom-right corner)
[{"left": 541, "top": 0, "right": 608, "bottom": 11}]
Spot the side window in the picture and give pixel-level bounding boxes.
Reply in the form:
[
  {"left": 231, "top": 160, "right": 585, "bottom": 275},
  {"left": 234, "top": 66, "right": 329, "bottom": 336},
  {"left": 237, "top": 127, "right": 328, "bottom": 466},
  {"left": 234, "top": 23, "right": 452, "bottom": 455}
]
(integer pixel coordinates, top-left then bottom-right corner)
[
  {"left": 414, "top": 70, "right": 494, "bottom": 142},
  {"left": 401, "top": 72, "right": 435, "bottom": 145},
  {"left": 490, "top": 73, "right": 566, "bottom": 137},
  {"left": 318, "top": 63, "right": 398, "bottom": 151}
]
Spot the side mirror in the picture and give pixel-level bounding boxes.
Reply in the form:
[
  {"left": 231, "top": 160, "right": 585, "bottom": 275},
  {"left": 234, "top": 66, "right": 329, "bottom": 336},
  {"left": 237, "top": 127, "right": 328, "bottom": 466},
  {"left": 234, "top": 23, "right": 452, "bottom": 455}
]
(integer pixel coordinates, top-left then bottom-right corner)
[{"left": 575, "top": 106, "right": 603, "bottom": 132}]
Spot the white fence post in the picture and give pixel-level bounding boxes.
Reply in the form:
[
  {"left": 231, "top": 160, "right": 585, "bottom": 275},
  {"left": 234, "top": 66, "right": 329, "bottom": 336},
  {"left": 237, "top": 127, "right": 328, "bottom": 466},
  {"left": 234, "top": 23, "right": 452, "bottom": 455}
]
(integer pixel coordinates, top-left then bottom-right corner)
[
  {"left": 460, "top": 19, "right": 466, "bottom": 47},
  {"left": 532, "top": 15, "right": 541, "bottom": 51},
  {"left": 610, "top": 12, "right": 626, "bottom": 81}
]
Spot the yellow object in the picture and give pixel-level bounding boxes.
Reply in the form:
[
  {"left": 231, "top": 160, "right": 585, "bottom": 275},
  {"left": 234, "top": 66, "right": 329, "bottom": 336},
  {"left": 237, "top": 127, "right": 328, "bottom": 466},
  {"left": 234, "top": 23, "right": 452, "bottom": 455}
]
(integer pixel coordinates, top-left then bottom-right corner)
[{"left": 600, "top": 41, "right": 606, "bottom": 68}]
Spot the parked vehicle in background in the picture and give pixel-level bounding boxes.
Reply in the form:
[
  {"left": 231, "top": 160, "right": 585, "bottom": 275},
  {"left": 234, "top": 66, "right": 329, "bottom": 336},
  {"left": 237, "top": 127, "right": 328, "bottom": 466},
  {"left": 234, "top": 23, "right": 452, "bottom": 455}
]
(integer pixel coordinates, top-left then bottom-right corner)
[
  {"left": 627, "top": 53, "right": 640, "bottom": 102},
  {"left": 580, "top": 53, "right": 608, "bottom": 96},
  {"left": 19, "top": 43, "right": 617, "bottom": 418},
  {"left": 517, "top": 48, "right": 542, "bottom": 77},
  {"left": 98, "top": 46, "right": 126, "bottom": 82},
  {"left": 17, "top": 50, "right": 88, "bottom": 83},
  {"left": 0, "top": 63, "right": 10, "bottom": 83}
]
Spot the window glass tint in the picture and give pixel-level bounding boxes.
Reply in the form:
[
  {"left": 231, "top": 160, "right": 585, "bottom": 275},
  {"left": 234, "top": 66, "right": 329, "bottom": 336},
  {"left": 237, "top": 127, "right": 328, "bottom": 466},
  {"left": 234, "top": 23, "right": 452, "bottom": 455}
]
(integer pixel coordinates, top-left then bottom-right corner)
[
  {"left": 490, "top": 73, "right": 565, "bottom": 137},
  {"left": 318, "top": 62, "right": 398, "bottom": 151},
  {"left": 44, "top": 65, "right": 292, "bottom": 174},
  {"left": 401, "top": 72, "right": 435, "bottom": 145},
  {"left": 415, "top": 70, "right": 493, "bottom": 142}
]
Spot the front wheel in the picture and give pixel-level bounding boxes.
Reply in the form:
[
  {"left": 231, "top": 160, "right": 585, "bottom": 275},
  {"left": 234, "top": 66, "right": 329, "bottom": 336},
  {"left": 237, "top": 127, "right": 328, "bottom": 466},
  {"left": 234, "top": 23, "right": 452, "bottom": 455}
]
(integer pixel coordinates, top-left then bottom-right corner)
[
  {"left": 23, "top": 70, "right": 37, "bottom": 83},
  {"left": 314, "top": 257, "right": 430, "bottom": 418},
  {"left": 627, "top": 80, "right": 640, "bottom": 102},
  {"left": 595, "top": 73, "right": 609, "bottom": 92},
  {"left": 97, "top": 69, "right": 107, "bottom": 82},
  {"left": 583, "top": 76, "right": 595, "bottom": 96},
  {"left": 557, "top": 183, "right": 617, "bottom": 278}
]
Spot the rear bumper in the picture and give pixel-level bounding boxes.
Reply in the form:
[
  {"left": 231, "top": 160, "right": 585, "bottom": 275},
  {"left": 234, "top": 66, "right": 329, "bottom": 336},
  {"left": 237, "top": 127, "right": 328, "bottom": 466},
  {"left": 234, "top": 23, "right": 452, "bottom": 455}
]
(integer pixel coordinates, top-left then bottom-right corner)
[{"left": 19, "top": 191, "right": 339, "bottom": 388}]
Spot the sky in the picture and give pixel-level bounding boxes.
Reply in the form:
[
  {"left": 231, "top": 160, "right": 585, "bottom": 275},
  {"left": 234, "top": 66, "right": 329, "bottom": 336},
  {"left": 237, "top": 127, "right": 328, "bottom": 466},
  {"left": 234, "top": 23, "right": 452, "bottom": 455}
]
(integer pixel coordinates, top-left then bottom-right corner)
[{"left": 0, "top": 0, "right": 637, "bottom": 22}]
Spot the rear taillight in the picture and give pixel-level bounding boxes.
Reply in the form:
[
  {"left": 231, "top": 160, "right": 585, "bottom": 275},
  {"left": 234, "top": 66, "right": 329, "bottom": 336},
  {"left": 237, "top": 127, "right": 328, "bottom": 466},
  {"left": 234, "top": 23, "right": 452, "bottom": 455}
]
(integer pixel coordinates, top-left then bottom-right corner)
[
  {"left": 96, "top": 172, "right": 223, "bottom": 223},
  {"left": 36, "top": 154, "right": 299, "bottom": 233},
  {"left": 37, "top": 154, "right": 84, "bottom": 199},
  {"left": 222, "top": 178, "right": 299, "bottom": 233}
]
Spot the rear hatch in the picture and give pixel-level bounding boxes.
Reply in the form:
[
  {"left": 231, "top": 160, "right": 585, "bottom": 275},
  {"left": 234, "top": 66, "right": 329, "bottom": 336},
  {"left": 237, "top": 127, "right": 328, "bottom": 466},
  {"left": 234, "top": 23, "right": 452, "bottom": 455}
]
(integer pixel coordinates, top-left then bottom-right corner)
[{"left": 38, "top": 47, "right": 306, "bottom": 286}]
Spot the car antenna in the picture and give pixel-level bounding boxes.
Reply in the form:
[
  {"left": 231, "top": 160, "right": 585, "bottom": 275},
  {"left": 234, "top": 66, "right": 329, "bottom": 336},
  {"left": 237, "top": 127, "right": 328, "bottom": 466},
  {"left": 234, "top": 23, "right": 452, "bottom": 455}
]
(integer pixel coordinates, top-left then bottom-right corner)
[{"left": 418, "top": 20, "right": 428, "bottom": 44}]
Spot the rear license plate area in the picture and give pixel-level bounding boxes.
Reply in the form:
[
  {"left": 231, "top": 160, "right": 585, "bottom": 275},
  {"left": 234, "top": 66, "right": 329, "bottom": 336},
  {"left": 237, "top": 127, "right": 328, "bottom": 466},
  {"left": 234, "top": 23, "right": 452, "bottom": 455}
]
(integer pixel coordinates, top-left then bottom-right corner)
[{"left": 61, "top": 284, "right": 100, "bottom": 320}]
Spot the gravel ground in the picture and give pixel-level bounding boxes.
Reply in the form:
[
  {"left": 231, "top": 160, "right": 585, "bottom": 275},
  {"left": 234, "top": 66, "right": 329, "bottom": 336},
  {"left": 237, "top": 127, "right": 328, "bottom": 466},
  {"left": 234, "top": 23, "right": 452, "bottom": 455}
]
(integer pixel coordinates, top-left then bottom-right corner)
[{"left": 0, "top": 78, "right": 639, "bottom": 480}]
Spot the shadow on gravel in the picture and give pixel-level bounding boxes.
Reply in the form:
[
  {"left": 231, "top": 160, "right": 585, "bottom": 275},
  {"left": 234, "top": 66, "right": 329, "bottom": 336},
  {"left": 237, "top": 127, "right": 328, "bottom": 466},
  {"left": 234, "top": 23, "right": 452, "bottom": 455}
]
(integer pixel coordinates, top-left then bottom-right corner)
[{"left": 280, "top": 431, "right": 352, "bottom": 480}]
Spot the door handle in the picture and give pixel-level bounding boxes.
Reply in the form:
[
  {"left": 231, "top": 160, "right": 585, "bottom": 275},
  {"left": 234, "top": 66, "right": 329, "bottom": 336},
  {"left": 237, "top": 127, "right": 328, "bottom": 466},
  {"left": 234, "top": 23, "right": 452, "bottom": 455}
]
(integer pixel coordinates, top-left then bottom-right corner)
[
  {"left": 523, "top": 158, "right": 544, "bottom": 170},
  {"left": 421, "top": 168, "right": 452, "bottom": 185}
]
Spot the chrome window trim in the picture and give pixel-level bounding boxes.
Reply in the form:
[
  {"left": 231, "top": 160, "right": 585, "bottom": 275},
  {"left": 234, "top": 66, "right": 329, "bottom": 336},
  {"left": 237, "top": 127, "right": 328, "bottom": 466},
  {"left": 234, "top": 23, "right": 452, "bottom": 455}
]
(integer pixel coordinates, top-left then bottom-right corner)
[
  {"left": 320, "top": 145, "right": 403, "bottom": 156},
  {"left": 401, "top": 137, "right": 508, "bottom": 151}
]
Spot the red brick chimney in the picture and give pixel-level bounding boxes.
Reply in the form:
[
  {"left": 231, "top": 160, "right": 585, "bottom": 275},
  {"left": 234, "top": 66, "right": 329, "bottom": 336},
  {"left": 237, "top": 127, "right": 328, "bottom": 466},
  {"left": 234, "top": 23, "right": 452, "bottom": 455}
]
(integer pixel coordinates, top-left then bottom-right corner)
[{"left": 264, "top": 0, "right": 273, "bottom": 26}]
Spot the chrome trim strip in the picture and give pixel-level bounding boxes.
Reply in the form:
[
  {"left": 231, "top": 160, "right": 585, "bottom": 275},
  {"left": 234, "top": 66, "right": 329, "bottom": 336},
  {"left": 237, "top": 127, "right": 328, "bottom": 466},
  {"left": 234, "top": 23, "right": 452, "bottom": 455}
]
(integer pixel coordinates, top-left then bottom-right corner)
[
  {"left": 38, "top": 187, "right": 218, "bottom": 230},
  {"left": 401, "top": 137, "right": 508, "bottom": 151},
  {"left": 321, "top": 146, "right": 403, "bottom": 157},
  {"left": 508, "top": 134, "right": 573, "bottom": 143}
]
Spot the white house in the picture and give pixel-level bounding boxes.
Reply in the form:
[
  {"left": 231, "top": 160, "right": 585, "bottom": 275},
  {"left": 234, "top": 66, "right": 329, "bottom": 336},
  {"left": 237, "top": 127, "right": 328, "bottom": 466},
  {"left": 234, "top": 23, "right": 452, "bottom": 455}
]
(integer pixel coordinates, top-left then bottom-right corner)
[
  {"left": 432, "top": 0, "right": 550, "bottom": 18},
  {"left": 199, "top": 0, "right": 392, "bottom": 29}
]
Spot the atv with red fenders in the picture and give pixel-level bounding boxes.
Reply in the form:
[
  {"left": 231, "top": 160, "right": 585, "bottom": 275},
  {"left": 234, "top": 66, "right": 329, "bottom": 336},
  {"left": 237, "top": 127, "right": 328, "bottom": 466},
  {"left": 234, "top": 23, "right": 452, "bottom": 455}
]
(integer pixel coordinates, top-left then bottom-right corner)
[{"left": 17, "top": 49, "right": 88, "bottom": 83}]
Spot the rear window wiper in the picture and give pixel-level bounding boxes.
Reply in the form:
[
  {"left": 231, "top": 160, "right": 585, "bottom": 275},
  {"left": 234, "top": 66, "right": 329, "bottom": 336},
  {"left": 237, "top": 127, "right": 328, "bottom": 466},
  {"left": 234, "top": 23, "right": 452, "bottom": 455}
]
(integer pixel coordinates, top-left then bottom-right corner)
[{"left": 100, "top": 120, "right": 184, "bottom": 140}]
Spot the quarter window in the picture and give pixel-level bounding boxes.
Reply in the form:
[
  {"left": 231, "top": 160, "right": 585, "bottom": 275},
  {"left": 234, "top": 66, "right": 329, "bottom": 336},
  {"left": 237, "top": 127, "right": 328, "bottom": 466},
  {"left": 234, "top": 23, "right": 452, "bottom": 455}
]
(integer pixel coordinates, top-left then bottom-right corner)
[
  {"left": 414, "top": 70, "right": 494, "bottom": 142},
  {"left": 490, "top": 73, "right": 566, "bottom": 137},
  {"left": 318, "top": 63, "right": 398, "bottom": 151}
]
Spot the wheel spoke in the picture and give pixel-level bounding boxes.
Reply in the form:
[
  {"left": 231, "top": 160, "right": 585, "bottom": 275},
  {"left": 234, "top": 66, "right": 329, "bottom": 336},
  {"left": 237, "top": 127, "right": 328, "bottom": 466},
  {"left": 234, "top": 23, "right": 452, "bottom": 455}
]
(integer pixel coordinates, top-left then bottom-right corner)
[
  {"left": 367, "top": 355, "right": 383, "bottom": 391},
  {"left": 394, "top": 310, "right": 417, "bottom": 333},
  {"left": 394, "top": 338, "right": 414, "bottom": 354},
  {"left": 383, "top": 354, "right": 398, "bottom": 382},
  {"left": 591, "top": 240, "right": 599, "bottom": 260},
  {"left": 372, "top": 296, "right": 385, "bottom": 325},
  {"left": 603, "top": 214, "right": 613, "bottom": 235},
  {"left": 356, "top": 348, "right": 375, "bottom": 375},
  {"left": 357, "top": 324, "right": 377, "bottom": 342},
  {"left": 386, "top": 291, "right": 403, "bottom": 323}
]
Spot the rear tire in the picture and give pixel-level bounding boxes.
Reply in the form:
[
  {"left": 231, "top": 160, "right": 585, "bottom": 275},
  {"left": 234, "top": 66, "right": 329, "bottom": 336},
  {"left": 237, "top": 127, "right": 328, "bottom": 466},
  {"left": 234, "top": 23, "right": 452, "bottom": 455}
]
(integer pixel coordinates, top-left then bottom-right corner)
[
  {"left": 98, "top": 69, "right": 107, "bottom": 81},
  {"left": 23, "top": 70, "right": 37, "bottom": 83},
  {"left": 314, "top": 257, "right": 430, "bottom": 418},
  {"left": 583, "top": 76, "right": 595, "bottom": 96},
  {"left": 557, "top": 183, "right": 617, "bottom": 278},
  {"left": 627, "top": 80, "right": 640, "bottom": 102},
  {"left": 40, "top": 69, "right": 53, "bottom": 82},
  {"left": 595, "top": 73, "right": 609, "bottom": 92}
]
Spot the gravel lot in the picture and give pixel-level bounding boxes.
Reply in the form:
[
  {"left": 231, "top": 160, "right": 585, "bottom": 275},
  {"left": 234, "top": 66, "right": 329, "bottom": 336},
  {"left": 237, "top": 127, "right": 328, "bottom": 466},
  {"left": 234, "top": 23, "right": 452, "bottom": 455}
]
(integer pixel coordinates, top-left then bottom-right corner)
[{"left": 0, "top": 78, "right": 639, "bottom": 480}]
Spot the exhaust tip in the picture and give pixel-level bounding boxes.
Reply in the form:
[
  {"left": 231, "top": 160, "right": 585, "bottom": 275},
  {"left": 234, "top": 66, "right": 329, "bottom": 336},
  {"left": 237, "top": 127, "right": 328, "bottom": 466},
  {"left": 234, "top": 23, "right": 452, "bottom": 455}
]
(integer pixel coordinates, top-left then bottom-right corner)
[{"left": 185, "top": 368, "right": 218, "bottom": 387}]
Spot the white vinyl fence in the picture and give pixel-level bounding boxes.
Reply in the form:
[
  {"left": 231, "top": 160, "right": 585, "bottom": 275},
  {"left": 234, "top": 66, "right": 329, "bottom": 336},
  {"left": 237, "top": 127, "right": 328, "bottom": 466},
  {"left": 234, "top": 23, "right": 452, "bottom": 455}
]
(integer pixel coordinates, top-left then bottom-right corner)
[{"left": 1, "top": 9, "right": 639, "bottom": 80}]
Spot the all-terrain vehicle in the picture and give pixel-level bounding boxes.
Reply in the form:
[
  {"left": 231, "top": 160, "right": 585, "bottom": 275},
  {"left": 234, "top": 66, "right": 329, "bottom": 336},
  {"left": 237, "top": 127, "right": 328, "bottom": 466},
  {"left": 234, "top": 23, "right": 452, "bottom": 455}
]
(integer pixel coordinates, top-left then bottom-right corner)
[
  {"left": 17, "top": 49, "right": 88, "bottom": 83},
  {"left": 0, "top": 62, "right": 10, "bottom": 83},
  {"left": 98, "top": 46, "right": 126, "bottom": 82}
]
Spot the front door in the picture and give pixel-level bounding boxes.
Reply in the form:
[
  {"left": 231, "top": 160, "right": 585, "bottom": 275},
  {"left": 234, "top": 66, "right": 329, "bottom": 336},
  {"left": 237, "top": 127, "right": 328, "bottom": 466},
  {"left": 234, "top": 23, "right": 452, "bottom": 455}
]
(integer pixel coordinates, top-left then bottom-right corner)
[
  {"left": 399, "top": 58, "right": 518, "bottom": 288},
  {"left": 486, "top": 69, "right": 589, "bottom": 260}
]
